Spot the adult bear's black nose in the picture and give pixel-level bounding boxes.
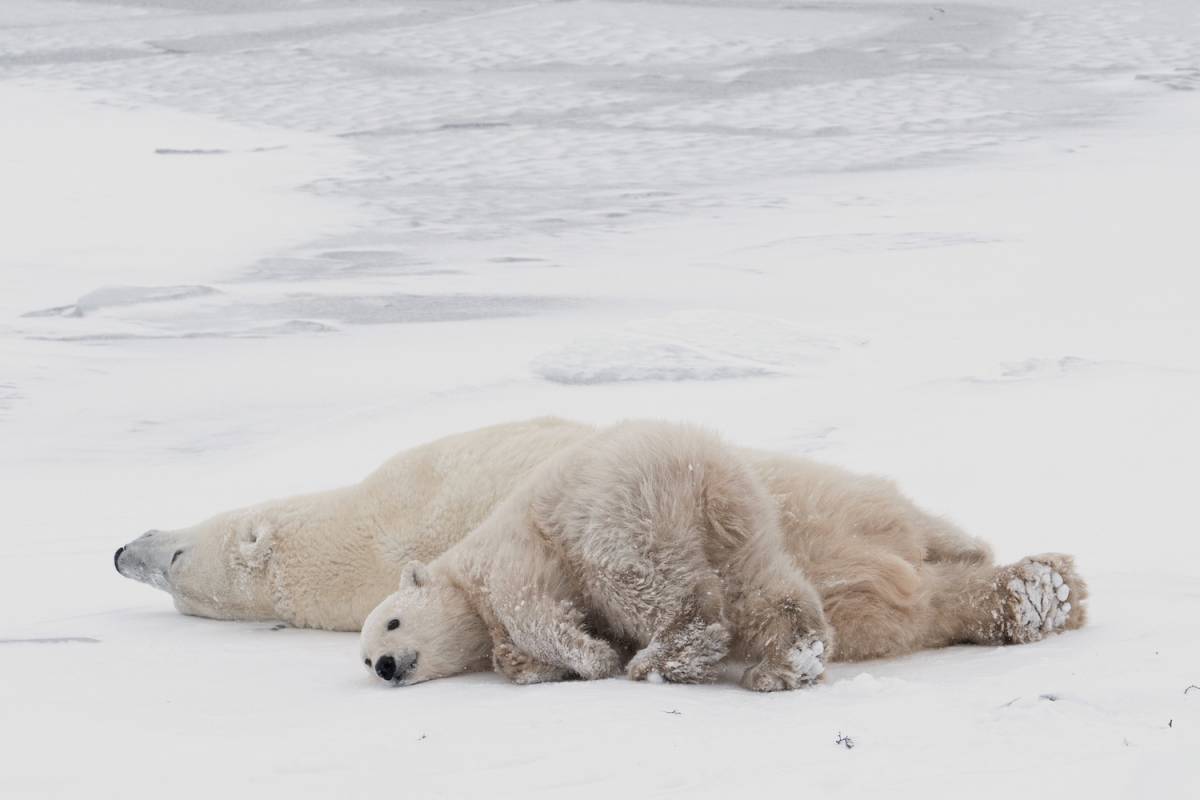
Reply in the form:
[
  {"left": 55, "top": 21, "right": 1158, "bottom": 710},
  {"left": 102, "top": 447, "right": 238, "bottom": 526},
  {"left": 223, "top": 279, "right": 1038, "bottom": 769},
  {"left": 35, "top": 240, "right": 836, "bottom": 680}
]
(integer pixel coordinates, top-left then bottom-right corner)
[
  {"left": 114, "top": 547, "right": 125, "bottom": 574},
  {"left": 375, "top": 655, "right": 396, "bottom": 681}
]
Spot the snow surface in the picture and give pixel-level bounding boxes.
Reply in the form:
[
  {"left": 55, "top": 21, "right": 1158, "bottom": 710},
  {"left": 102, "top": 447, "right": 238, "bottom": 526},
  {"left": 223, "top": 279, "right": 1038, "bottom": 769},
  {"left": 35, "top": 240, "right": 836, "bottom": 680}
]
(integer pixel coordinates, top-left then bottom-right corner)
[{"left": 2, "top": 0, "right": 1200, "bottom": 797}]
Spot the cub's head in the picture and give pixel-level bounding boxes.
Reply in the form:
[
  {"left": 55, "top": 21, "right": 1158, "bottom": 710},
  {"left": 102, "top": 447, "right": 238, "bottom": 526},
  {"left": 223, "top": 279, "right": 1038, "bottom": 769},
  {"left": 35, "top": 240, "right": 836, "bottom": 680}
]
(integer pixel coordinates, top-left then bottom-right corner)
[{"left": 360, "top": 561, "right": 490, "bottom": 686}]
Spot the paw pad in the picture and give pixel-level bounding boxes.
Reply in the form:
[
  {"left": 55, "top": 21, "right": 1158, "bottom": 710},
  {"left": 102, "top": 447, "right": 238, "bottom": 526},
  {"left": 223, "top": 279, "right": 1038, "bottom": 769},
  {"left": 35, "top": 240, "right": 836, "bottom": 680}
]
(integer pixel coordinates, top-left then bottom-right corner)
[
  {"left": 786, "top": 635, "right": 826, "bottom": 684},
  {"left": 1006, "top": 559, "right": 1076, "bottom": 641},
  {"left": 740, "top": 633, "right": 827, "bottom": 692}
]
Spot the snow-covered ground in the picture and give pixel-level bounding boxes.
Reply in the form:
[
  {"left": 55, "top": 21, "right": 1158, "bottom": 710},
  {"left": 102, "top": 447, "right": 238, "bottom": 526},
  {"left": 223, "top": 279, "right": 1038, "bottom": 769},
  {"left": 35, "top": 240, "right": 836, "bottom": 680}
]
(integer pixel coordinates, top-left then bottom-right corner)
[{"left": 3, "top": 0, "right": 1199, "bottom": 796}]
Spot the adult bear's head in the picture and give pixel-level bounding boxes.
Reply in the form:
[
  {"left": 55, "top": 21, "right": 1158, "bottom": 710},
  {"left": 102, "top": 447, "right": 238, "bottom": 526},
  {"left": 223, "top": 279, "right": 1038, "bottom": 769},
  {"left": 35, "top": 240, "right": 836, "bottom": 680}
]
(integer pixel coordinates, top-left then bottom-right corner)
[{"left": 114, "top": 506, "right": 280, "bottom": 622}]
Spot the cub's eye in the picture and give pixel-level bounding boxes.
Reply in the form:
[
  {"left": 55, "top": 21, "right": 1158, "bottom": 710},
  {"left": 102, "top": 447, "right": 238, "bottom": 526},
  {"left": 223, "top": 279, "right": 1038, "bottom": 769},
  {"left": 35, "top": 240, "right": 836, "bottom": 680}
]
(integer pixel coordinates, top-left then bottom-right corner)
[
  {"left": 171, "top": 550, "right": 184, "bottom": 565},
  {"left": 387, "top": 619, "right": 400, "bottom": 631},
  {"left": 364, "top": 658, "right": 372, "bottom": 667}
]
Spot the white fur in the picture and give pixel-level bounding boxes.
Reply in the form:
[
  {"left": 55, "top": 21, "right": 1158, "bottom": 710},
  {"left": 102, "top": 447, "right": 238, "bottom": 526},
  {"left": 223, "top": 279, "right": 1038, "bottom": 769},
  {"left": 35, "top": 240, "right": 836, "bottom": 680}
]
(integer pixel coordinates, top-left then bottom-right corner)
[{"left": 116, "top": 417, "right": 1088, "bottom": 672}]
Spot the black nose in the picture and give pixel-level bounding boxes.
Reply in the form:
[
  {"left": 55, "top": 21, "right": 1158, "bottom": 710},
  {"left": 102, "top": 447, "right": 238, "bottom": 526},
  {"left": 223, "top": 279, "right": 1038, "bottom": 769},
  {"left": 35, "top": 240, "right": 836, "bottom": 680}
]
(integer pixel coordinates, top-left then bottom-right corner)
[
  {"left": 114, "top": 547, "right": 125, "bottom": 574},
  {"left": 375, "top": 655, "right": 396, "bottom": 681}
]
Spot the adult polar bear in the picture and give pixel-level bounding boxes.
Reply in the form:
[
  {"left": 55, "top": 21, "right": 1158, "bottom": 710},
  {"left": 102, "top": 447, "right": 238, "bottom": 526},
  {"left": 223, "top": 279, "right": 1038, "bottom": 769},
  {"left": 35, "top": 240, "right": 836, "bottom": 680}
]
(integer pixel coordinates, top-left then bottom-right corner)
[{"left": 114, "top": 417, "right": 1086, "bottom": 662}]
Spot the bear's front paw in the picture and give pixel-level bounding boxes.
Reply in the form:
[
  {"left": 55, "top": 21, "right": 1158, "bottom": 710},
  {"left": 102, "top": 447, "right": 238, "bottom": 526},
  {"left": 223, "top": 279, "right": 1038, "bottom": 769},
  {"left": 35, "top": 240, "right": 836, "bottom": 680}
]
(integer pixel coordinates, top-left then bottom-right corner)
[
  {"left": 492, "top": 642, "right": 571, "bottom": 685},
  {"left": 740, "top": 634, "right": 826, "bottom": 692},
  {"left": 628, "top": 621, "right": 729, "bottom": 684},
  {"left": 570, "top": 639, "right": 622, "bottom": 681}
]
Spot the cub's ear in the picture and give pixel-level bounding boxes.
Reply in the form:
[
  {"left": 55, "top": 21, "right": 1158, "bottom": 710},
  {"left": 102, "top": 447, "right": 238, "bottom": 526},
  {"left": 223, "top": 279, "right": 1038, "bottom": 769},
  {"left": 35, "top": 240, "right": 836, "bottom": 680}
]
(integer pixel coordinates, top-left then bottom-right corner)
[{"left": 400, "top": 560, "right": 430, "bottom": 589}]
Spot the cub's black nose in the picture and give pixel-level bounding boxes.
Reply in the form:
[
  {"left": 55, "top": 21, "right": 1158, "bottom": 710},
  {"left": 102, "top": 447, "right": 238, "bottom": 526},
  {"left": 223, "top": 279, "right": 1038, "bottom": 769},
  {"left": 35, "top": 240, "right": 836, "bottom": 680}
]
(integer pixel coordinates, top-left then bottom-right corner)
[
  {"left": 375, "top": 655, "right": 397, "bottom": 681},
  {"left": 114, "top": 547, "right": 125, "bottom": 574}
]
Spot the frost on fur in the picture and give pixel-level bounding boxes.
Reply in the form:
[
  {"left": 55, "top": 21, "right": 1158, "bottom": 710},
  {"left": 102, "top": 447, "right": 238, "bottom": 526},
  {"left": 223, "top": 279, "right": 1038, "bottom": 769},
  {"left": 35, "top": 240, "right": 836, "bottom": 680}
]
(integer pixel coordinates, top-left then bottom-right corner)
[
  {"left": 994, "top": 554, "right": 1088, "bottom": 644},
  {"left": 115, "top": 418, "right": 1090, "bottom": 678},
  {"left": 361, "top": 422, "right": 834, "bottom": 691}
]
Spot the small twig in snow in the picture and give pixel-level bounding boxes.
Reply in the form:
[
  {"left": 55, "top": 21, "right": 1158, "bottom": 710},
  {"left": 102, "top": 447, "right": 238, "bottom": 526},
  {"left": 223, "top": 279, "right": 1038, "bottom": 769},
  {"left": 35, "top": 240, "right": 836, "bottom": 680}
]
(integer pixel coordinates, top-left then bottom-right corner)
[
  {"left": 835, "top": 732, "right": 855, "bottom": 750},
  {"left": 1039, "top": 693, "right": 1058, "bottom": 702},
  {"left": 662, "top": 709, "right": 682, "bottom": 716}
]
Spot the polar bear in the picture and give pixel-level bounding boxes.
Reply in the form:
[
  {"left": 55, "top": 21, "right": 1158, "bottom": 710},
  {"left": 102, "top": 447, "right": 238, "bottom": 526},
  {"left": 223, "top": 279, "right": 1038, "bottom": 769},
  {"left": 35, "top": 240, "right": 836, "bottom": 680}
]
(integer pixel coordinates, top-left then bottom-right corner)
[
  {"left": 114, "top": 417, "right": 1087, "bottom": 666},
  {"left": 360, "top": 422, "right": 831, "bottom": 691}
]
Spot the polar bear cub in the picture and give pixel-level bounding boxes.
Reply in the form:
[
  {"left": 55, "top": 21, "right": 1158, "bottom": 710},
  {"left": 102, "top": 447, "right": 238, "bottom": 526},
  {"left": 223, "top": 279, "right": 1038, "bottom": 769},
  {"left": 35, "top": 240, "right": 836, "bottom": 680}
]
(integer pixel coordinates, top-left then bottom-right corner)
[{"left": 360, "top": 421, "right": 830, "bottom": 691}]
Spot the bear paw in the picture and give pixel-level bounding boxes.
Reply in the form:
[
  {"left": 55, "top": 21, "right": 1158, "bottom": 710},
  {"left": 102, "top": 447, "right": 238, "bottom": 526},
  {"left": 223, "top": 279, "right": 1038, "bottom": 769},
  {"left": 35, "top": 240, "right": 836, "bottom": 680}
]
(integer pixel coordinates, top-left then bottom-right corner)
[
  {"left": 570, "top": 638, "right": 623, "bottom": 681},
  {"left": 492, "top": 642, "right": 571, "bottom": 685},
  {"left": 740, "top": 634, "right": 826, "bottom": 692},
  {"left": 1003, "top": 554, "right": 1087, "bottom": 644},
  {"left": 628, "top": 621, "right": 729, "bottom": 684}
]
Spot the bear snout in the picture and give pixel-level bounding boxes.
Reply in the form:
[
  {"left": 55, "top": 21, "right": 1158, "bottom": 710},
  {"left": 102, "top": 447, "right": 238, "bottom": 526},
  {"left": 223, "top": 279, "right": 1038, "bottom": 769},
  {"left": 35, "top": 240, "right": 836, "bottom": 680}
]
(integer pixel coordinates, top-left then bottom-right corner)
[
  {"left": 374, "top": 652, "right": 417, "bottom": 684},
  {"left": 113, "top": 530, "right": 185, "bottom": 592},
  {"left": 374, "top": 655, "right": 396, "bottom": 681}
]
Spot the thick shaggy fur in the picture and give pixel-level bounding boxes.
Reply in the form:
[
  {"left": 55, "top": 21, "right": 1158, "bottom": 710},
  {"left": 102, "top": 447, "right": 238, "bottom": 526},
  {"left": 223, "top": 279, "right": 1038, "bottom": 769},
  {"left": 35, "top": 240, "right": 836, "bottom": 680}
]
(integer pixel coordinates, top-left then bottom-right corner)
[
  {"left": 116, "top": 417, "right": 1088, "bottom": 674},
  {"left": 362, "top": 422, "right": 832, "bottom": 690}
]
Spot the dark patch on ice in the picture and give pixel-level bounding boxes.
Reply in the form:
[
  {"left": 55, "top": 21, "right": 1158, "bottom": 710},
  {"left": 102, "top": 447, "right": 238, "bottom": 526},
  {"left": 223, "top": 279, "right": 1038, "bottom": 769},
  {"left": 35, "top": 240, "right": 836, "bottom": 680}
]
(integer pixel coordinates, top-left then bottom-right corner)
[
  {"left": 143, "top": 11, "right": 421, "bottom": 56},
  {"left": 739, "top": 230, "right": 1006, "bottom": 255},
  {"left": 619, "top": 191, "right": 675, "bottom": 200},
  {"left": 0, "top": 47, "right": 160, "bottom": 67},
  {"left": 534, "top": 340, "right": 776, "bottom": 385},
  {"left": 267, "top": 319, "right": 337, "bottom": 334},
  {"left": 439, "top": 122, "right": 511, "bottom": 130},
  {"left": 489, "top": 256, "right": 546, "bottom": 264},
  {"left": 0, "top": 637, "right": 100, "bottom": 645},
  {"left": 244, "top": 251, "right": 461, "bottom": 281},
  {"left": 1001, "top": 356, "right": 1091, "bottom": 379},
  {"left": 961, "top": 356, "right": 1094, "bottom": 384},
  {"left": 961, "top": 356, "right": 1196, "bottom": 386},
  {"left": 23, "top": 285, "right": 219, "bottom": 318},
  {"left": 812, "top": 126, "right": 852, "bottom": 137},
  {"left": 265, "top": 293, "right": 576, "bottom": 325},
  {"left": 155, "top": 148, "right": 229, "bottom": 155},
  {"left": 1136, "top": 68, "right": 1200, "bottom": 92},
  {"left": 538, "top": 364, "right": 774, "bottom": 385},
  {"left": 30, "top": 319, "right": 335, "bottom": 343},
  {"left": 29, "top": 292, "right": 573, "bottom": 343},
  {"left": 0, "top": 382, "right": 20, "bottom": 414}
]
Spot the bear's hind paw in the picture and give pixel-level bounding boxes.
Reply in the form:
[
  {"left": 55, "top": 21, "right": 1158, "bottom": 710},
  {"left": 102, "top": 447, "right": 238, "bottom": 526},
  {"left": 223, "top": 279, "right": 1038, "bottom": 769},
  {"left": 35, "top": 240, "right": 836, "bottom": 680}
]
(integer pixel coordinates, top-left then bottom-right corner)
[
  {"left": 741, "top": 634, "right": 826, "bottom": 692},
  {"left": 1003, "top": 554, "right": 1087, "bottom": 644}
]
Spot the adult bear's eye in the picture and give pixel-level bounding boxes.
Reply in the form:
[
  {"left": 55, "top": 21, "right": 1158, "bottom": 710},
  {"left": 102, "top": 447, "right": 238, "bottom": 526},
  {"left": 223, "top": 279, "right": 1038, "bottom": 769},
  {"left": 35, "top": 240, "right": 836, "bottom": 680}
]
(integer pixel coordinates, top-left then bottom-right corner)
[
  {"left": 387, "top": 619, "right": 400, "bottom": 631},
  {"left": 364, "top": 658, "right": 372, "bottom": 667}
]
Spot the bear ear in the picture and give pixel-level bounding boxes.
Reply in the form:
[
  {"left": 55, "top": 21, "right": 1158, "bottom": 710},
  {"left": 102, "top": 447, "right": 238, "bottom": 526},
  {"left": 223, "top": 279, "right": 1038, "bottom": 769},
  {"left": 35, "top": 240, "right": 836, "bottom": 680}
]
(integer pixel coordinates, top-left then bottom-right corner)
[
  {"left": 236, "top": 519, "right": 275, "bottom": 571},
  {"left": 400, "top": 560, "right": 430, "bottom": 589}
]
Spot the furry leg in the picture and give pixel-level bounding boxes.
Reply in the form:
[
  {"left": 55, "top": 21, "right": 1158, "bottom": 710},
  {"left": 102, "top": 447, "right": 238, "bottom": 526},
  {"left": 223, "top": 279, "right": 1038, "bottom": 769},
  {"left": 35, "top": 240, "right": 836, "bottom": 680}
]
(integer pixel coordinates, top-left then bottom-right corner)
[
  {"left": 500, "top": 593, "right": 622, "bottom": 681},
  {"left": 627, "top": 574, "right": 731, "bottom": 684},
  {"left": 922, "top": 553, "right": 1088, "bottom": 647},
  {"left": 730, "top": 557, "right": 831, "bottom": 692},
  {"left": 492, "top": 640, "right": 574, "bottom": 685}
]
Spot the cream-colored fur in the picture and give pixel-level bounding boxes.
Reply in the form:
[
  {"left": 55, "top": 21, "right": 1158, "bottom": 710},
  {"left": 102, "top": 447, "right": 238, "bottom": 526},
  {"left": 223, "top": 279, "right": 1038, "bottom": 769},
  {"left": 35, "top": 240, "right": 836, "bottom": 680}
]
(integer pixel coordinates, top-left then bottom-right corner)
[
  {"left": 115, "top": 418, "right": 589, "bottom": 630},
  {"left": 115, "top": 417, "right": 1088, "bottom": 673},
  {"left": 362, "top": 422, "right": 832, "bottom": 690}
]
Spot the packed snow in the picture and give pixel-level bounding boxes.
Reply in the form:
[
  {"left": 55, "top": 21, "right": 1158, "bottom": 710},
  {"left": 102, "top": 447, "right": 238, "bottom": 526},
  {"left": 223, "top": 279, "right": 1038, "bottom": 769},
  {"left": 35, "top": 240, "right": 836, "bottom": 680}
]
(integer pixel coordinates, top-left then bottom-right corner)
[{"left": 2, "top": 0, "right": 1199, "bottom": 797}]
